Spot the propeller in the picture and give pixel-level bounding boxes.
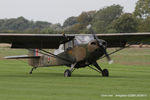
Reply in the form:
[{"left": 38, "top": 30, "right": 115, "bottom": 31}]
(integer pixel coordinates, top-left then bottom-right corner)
[
  {"left": 87, "top": 24, "right": 113, "bottom": 64},
  {"left": 101, "top": 45, "right": 113, "bottom": 64}
]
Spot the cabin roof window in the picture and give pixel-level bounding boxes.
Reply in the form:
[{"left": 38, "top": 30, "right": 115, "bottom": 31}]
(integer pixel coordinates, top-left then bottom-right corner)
[{"left": 74, "top": 35, "right": 94, "bottom": 45}]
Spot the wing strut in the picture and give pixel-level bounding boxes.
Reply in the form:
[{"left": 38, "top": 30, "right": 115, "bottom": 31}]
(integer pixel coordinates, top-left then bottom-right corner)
[
  {"left": 100, "top": 44, "right": 130, "bottom": 60},
  {"left": 40, "top": 49, "right": 73, "bottom": 63},
  {"left": 29, "top": 49, "right": 73, "bottom": 63}
]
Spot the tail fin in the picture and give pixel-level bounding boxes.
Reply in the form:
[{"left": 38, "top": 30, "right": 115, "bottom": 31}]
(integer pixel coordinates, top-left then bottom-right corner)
[{"left": 28, "top": 49, "right": 41, "bottom": 67}]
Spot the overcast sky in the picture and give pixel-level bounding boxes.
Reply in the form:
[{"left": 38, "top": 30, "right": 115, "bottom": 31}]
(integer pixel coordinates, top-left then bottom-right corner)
[{"left": 0, "top": 0, "right": 138, "bottom": 24}]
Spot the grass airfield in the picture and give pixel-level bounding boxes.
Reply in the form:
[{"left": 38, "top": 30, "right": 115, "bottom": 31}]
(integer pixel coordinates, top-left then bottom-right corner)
[{"left": 0, "top": 48, "right": 150, "bottom": 100}]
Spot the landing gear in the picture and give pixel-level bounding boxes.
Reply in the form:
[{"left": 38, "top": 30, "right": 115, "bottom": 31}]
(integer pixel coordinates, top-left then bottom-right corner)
[
  {"left": 29, "top": 67, "right": 37, "bottom": 74},
  {"left": 64, "top": 69, "right": 71, "bottom": 77},
  {"left": 64, "top": 63, "right": 76, "bottom": 77},
  {"left": 102, "top": 69, "right": 109, "bottom": 77},
  {"left": 93, "top": 62, "right": 109, "bottom": 77}
]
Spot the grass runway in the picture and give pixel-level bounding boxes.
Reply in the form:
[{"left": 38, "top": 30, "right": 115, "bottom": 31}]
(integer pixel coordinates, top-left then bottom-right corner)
[{"left": 0, "top": 48, "right": 150, "bottom": 100}]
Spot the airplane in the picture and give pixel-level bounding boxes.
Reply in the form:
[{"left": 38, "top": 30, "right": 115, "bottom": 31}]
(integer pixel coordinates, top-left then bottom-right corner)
[{"left": 0, "top": 31, "right": 150, "bottom": 77}]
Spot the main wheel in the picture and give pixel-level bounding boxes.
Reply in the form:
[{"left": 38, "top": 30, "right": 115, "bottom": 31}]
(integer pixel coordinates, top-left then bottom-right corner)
[
  {"left": 102, "top": 69, "right": 109, "bottom": 77},
  {"left": 64, "top": 69, "right": 71, "bottom": 77}
]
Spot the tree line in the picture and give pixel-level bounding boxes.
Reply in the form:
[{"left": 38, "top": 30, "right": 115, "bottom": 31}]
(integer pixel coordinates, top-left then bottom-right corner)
[
  {"left": 63, "top": 0, "right": 150, "bottom": 34},
  {"left": 0, "top": 0, "right": 149, "bottom": 34},
  {"left": 0, "top": 17, "right": 62, "bottom": 34}
]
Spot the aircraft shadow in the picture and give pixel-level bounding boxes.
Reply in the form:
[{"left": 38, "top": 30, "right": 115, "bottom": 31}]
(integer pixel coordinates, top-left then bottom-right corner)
[
  {"left": 31, "top": 72, "right": 101, "bottom": 78},
  {"left": 0, "top": 72, "right": 138, "bottom": 78},
  {"left": 0, "top": 72, "right": 102, "bottom": 78}
]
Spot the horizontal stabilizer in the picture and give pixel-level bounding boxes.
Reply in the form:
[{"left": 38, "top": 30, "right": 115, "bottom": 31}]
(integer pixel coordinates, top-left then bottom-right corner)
[{"left": 4, "top": 55, "right": 41, "bottom": 59}]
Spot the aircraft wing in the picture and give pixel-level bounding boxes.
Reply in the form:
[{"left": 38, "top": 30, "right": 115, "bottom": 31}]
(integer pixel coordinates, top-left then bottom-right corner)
[
  {"left": 0, "top": 33, "right": 74, "bottom": 49},
  {"left": 96, "top": 33, "right": 150, "bottom": 47},
  {"left": 0, "top": 33, "right": 150, "bottom": 49}
]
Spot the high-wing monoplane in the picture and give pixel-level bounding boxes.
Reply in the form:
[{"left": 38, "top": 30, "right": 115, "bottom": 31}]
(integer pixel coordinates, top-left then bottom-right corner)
[{"left": 0, "top": 32, "right": 150, "bottom": 77}]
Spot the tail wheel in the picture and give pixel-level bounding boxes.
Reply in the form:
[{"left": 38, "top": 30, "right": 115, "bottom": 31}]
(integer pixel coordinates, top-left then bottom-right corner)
[
  {"left": 64, "top": 69, "right": 71, "bottom": 77},
  {"left": 102, "top": 69, "right": 109, "bottom": 77}
]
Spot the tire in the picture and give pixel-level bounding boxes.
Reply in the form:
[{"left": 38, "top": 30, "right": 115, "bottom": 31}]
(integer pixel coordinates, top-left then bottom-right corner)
[
  {"left": 102, "top": 69, "right": 109, "bottom": 77},
  {"left": 64, "top": 69, "right": 71, "bottom": 77}
]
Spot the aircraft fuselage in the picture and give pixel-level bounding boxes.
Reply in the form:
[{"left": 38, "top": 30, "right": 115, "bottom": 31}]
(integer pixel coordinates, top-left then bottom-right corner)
[{"left": 28, "top": 39, "right": 107, "bottom": 68}]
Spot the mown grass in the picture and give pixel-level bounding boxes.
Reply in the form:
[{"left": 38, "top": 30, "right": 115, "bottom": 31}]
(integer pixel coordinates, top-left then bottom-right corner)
[{"left": 0, "top": 48, "right": 150, "bottom": 100}]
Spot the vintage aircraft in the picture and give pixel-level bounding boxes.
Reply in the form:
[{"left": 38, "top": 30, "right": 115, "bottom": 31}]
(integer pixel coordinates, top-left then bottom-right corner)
[{"left": 0, "top": 31, "right": 150, "bottom": 77}]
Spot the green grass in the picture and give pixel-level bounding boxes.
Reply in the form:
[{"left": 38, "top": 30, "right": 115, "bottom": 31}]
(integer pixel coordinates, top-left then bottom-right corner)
[{"left": 0, "top": 48, "right": 150, "bottom": 100}]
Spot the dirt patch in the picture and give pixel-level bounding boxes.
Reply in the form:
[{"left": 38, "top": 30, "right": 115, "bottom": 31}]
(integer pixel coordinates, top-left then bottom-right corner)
[
  {"left": 130, "top": 45, "right": 150, "bottom": 48},
  {"left": 0, "top": 43, "right": 11, "bottom": 48},
  {"left": 118, "top": 62, "right": 150, "bottom": 66}
]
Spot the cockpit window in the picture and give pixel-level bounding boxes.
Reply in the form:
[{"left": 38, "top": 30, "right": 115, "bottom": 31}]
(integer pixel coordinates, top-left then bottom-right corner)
[
  {"left": 74, "top": 35, "right": 94, "bottom": 46},
  {"left": 65, "top": 41, "right": 73, "bottom": 50}
]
